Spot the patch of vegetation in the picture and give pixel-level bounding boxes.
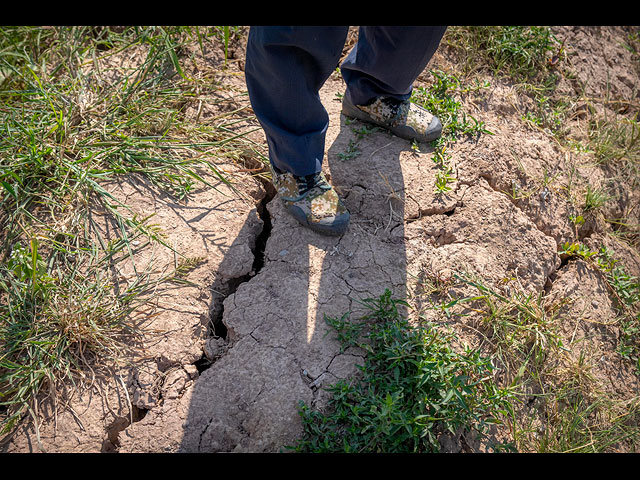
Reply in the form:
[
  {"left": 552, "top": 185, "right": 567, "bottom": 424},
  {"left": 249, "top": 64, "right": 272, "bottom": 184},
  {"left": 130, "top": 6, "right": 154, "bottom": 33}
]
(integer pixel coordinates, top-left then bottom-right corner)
[
  {"left": 513, "top": 357, "right": 640, "bottom": 453},
  {"left": 445, "top": 26, "right": 561, "bottom": 81},
  {"left": 338, "top": 121, "right": 378, "bottom": 161},
  {"left": 458, "top": 273, "right": 566, "bottom": 380},
  {"left": 451, "top": 271, "right": 640, "bottom": 452},
  {"left": 411, "top": 69, "right": 493, "bottom": 193},
  {"left": 586, "top": 114, "right": 640, "bottom": 244},
  {"left": 412, "top": 70, "right": 492, "bottom": 140},
  {"left": 589, "top": 115, "right": 640, "bottom": 169},
  {"left": 296, "top": 276, "right": 640, "bottom": 453},
  {"left": 560, "top": 242, "right": 640, "bottom": 371},
  {"left": 403, "top": 261, "right": 640, "bottom": 453},
  {"left": 289, "top": 290, "right": 513, "bottom": 453},
  {"left": 0, "top": 238, "right": 198, "bottom": 435},
  {"left": 446, "top": 26, "right": 575, "bottom": 140},
  {"left": 0, "top": 26, "right": 255, "bottom": 437},
  {"left": 445, "top": 26, "right": 639, "bottom": 251}
]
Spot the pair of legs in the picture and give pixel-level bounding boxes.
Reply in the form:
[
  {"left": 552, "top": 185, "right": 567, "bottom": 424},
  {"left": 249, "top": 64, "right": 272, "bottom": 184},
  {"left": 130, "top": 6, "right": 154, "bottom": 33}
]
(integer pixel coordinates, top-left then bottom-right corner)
[{"left": 244, "top": 26, "right": 447, "bottom": 177}]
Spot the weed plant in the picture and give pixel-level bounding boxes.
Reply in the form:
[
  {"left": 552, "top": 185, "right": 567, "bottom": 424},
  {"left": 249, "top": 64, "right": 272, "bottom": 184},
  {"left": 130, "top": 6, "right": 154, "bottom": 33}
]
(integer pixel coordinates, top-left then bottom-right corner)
[
  {"left": 512, "top": 362, "right": 640, "bottom": 453},
  {"left": 290, "top": 290, "right": 512, "bottom": 453},
  {"left": 411, "top": 69, "right": 492, "bottom": 193},
  {"left": 583, "top": 185, "right": 610, "bottom": 212}
]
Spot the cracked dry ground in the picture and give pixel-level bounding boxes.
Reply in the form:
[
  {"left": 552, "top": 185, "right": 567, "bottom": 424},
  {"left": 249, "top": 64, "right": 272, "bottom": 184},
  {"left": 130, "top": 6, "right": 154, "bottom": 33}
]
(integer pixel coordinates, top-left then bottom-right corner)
[{"left": 4, "top": 27, "right": 640, "bottom": 453}]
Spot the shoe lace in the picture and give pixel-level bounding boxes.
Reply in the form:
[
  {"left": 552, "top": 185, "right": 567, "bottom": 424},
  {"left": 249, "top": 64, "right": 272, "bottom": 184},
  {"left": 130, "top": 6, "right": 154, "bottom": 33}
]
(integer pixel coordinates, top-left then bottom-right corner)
[{"left": 296, "top": 172, "right": 331, "bottom": 197}]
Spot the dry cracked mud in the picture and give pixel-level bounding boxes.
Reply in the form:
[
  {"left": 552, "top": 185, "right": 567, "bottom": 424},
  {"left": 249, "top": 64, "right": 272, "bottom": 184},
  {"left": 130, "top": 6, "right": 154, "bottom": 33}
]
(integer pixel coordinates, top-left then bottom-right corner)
[{"left": 2, "top": 26, "right": 639, "bottom": 453}]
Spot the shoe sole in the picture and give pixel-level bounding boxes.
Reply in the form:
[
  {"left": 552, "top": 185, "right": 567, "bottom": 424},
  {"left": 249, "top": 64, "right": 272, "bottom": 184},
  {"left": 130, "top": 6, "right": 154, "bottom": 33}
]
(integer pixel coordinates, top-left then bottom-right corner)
[{"left": 341, "top": 97, "right": 442, "bottom": 143}]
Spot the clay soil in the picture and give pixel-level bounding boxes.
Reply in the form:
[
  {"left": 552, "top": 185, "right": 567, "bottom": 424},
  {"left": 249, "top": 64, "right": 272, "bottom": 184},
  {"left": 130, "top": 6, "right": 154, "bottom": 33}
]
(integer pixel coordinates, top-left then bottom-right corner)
[{"left": 2, "top": 26, "right": 640, "bottom": 453}]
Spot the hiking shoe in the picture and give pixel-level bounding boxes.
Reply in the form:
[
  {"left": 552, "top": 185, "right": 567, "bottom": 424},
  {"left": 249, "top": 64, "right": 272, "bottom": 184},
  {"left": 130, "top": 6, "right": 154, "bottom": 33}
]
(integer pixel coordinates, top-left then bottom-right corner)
[
  {"left": 270, "top": 165, "right": 350, "bottom": 236},
  {"left": 341, "top": 94, "right": 442, "bottom": 143}
]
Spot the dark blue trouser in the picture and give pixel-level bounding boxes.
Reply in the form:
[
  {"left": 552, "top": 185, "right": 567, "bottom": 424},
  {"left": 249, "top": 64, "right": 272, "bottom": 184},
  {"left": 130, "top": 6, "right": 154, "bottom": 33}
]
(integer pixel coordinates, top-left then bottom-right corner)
[{"left": 244, "top": 26, "right": 447, "bottom": 177}]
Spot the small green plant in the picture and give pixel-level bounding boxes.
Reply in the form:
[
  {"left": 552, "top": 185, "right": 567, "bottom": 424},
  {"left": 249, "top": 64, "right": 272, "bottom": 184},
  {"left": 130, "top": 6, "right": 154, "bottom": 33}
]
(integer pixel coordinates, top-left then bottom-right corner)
[
  {"left": 429, "top": 144, "right": 456, "bottom": 193},
  {"left": 583, "top": 185, "right": 610, "bottom": 212},
  {"left": 337, "top": 139, "right": 360, "bottom": 161},
  {"left": 338, "top": 122, "right": 378, "bottom": 161},
  {"left": 522, "top": 94, "right": 570, "bottom": 136},
  {"left": 588, "top": 115, "right": 640, "bottom": 167},
  {"left": 323, "top": 312, "right": 365, "bottom": 353},
  {"left": 434, "top": 167, "right": 456, "bottom": 194},
  {"left": 569, "top": 214, "right": 585, "bottom": 227},
  {"left": 568, "top": 214, "right": 586, "bottom": 239},
  {"left": 210, "top": 26, "right": 243, "bottom": 67},
  {"left": 559, "top": 241, "right": 600, "bottom": 261},
  {"left": 560, "top": 241, "right": 640, "bottom": 370},
  {"left": 411, "top": 69, "right": 492, "bottom": 194},
  {"left": 290, "top": 290, "right": 513, "bottom": 453}
]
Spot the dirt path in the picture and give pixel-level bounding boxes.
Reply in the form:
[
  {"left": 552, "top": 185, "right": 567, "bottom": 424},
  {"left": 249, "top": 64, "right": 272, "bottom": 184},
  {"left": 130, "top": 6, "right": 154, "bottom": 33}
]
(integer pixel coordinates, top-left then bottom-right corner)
[{"left": 3, "top": 26, "right": 639, "bottom": 453}]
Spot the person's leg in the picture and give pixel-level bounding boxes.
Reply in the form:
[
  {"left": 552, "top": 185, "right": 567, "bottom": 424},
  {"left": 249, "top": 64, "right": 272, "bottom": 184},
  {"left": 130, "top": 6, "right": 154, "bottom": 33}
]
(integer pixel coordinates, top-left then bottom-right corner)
[
  {"left": 341, "top": 26, "right": 447, "bottom": 106},
  {"left": 245, "top": 26, "right": 349, "bottom": 177},
  {"left": 244, "top": 26, "right": 351, "bottom": 236},
  {"left": 339, "top": 26, "right": 447, "bottom": 143}
]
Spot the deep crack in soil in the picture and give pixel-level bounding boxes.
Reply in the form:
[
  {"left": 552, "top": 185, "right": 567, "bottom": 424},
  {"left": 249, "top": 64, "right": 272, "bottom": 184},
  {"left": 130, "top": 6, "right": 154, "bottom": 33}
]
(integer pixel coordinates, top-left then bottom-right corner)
[{"left": 196, "top": 172, "right": 275, "bottom": 374}]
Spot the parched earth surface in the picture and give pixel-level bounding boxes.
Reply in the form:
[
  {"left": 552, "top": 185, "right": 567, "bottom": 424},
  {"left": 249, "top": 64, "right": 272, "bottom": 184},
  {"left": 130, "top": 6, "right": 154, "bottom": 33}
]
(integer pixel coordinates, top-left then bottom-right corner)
[{"left": 3, "top": 26, "right": 640, "bottom": 452}]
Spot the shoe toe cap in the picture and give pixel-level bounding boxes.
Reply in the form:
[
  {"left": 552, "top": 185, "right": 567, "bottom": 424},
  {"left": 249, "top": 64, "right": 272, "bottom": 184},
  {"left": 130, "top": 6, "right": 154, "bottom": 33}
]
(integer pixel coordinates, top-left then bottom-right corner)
[
  {"left": 287, "top": 205, "right": 350, "bottom": 236},
  {"left": 423, "top": 115, "right": 442, "bottom": 141}
]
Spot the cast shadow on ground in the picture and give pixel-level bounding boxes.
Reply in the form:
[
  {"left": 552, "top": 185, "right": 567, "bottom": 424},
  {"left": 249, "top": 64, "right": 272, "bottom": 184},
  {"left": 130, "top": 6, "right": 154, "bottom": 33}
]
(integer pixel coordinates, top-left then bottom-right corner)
[{"left": 178, "top": 110, "right": 421, "bottom": 452}]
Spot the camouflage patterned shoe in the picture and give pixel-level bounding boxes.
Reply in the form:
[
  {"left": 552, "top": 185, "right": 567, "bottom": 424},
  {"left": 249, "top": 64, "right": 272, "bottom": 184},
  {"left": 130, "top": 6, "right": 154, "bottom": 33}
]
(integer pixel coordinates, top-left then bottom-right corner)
[
  {"left": 270, "top": 165, "right": 350, "bottom": 236},
  {"left": 341, "top": 94, "right": 442, "bottom": 143}
]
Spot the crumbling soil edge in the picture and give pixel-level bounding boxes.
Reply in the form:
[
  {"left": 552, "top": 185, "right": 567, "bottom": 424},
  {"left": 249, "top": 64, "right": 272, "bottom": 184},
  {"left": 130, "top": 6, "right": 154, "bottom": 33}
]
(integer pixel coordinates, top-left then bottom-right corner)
[
  {"left": 102, "top": 165, "right": 275, "bottom": 453},
  {"left": 197, "top": 170, "right": 275, "bottom": 373}
]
